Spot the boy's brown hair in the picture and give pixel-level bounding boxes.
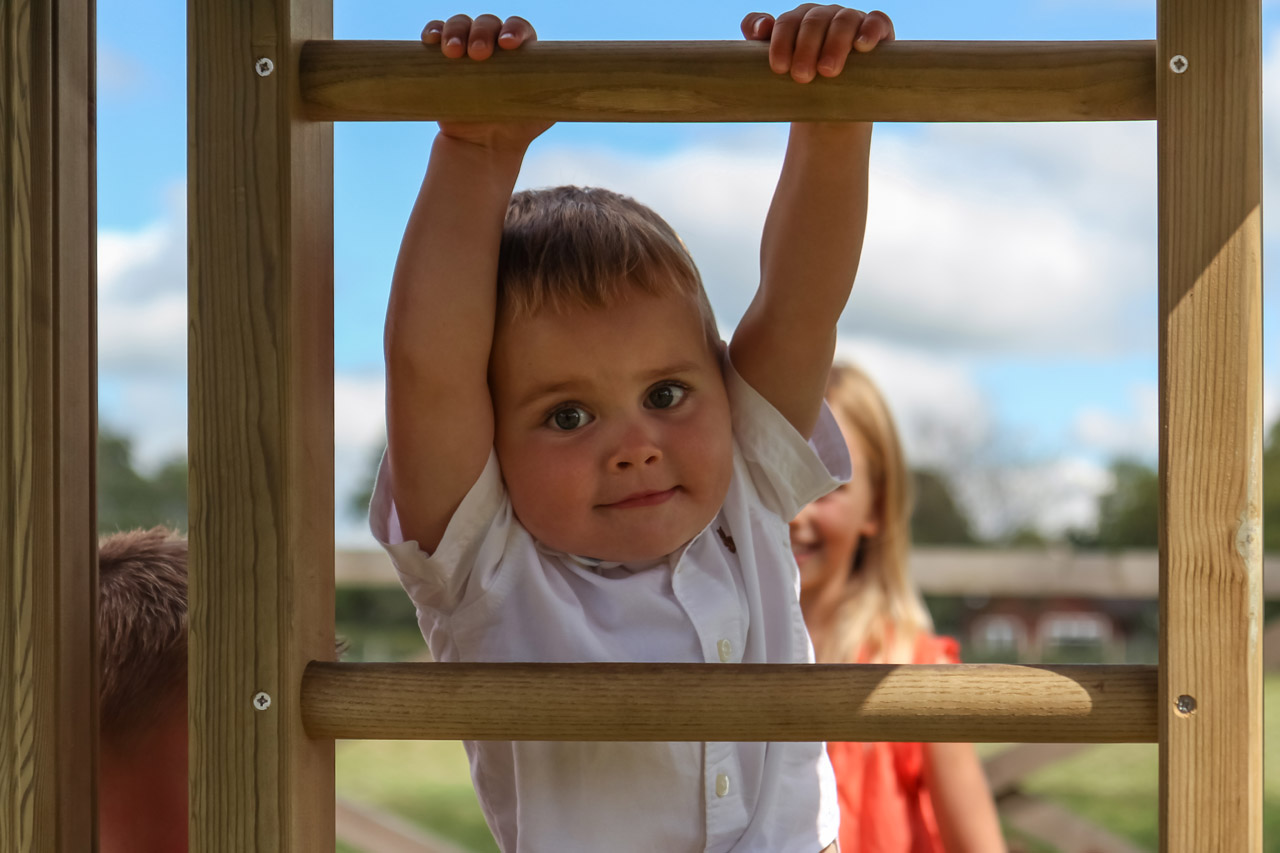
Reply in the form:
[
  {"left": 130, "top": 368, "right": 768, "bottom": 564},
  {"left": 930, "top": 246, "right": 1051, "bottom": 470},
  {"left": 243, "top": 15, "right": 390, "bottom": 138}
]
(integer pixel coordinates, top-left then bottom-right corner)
[
  {"left": 98, "top": 526, "right": 188, "bottom": 740},
  {"left": 498, "top": 186, "right": 720, "bottom": 346}
]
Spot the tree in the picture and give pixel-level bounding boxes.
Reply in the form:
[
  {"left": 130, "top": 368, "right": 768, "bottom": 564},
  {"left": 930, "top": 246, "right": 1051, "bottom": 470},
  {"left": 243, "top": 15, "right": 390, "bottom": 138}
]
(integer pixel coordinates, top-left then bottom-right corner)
[
  {"left": 1264, "top": 421, "right": 1280, "bottom": 552},
  {"left": 348, "top": 443, "right": 385, "bottom": 521},
  {"left": 910, "top": 468, "right": 976, "bottom": 545},
  {"left": 1091, "top": 459, "right": 1159, "bottom": 550},
  {"left": 98, "top": 428, "right": 188, "bottom": 534}
]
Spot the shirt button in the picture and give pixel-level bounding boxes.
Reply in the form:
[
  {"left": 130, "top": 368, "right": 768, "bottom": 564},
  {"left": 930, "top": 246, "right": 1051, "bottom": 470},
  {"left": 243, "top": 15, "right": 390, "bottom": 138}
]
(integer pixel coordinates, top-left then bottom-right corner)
[
  {"left": 717, "top": 638, "right": 732, "bottom": 663},
  {"left": 716, "top": 773, "right": 731, "bottom": 797}
]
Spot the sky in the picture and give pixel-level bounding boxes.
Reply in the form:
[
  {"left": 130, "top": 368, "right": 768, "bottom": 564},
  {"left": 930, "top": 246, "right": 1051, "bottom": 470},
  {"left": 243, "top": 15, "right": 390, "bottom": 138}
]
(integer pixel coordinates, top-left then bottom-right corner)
[{"left": 97, "top": 0, "right": 1280, "bottom": 544}]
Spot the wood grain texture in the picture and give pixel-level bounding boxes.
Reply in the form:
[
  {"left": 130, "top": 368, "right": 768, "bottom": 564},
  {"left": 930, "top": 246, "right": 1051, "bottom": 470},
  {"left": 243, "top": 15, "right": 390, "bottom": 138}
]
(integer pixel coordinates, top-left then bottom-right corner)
[
  {"left": 1157, "top": 0, "right": 1263, "bottom": 850},
  {"left": 302, "top": 662, "right": 1157, "bottom": 743},
  {"left": 187, "top": 0, "right": 335, "bottom": 849},
  {"left": 1, "top": 0, "right": 97, "bottom": 850},
  {"left": 300, "top": 39, "right": 1157, "bottom": 123}
]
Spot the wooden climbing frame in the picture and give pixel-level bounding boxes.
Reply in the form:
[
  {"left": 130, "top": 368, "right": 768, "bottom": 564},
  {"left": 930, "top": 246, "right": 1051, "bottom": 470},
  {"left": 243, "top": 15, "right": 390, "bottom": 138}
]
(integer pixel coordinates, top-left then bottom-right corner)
[{"left": 1, "top": 0, "right": 1262, "bottom": 850}]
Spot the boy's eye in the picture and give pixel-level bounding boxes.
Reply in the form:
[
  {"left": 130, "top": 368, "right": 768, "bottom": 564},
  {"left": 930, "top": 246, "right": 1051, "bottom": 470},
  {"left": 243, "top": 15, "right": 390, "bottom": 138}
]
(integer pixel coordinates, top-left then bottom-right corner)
[
  {"left": 646, "top": 383, "right": 687, "bottom": 410},
  {"left": 548, "top": 406, "right": 593, "bottom": 431}
]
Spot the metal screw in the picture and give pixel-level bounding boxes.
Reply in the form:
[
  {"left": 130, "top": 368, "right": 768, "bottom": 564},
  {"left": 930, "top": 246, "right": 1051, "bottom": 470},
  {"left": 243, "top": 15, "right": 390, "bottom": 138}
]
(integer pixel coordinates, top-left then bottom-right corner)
[
  {"left": 253, "top": 691, "right": 272, "bottom": 711},
  {"left": 1169, "top": 54, "right": 1188, "bottom": 74},
  {"left": 255, "top": 57, "right": 275, "bottom": 77},
  {"left": 1175, "top": 694, "right": 1196, "bottom": 714}
]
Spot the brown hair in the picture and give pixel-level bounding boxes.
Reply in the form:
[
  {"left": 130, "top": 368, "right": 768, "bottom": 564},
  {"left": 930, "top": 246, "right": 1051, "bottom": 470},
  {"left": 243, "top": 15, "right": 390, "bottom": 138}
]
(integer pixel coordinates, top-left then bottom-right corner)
[
  {"left": 97, "top": 528, "right": 346, "bottom": 740},
  {"left": 820, "top": 363, "right": 933, "bottom": 665},
  {"left": 98, "top": 526, "right": 189, "bottom": 739},
  {"left": 498, "top": 186, "right": 719, "bottom": 344}
]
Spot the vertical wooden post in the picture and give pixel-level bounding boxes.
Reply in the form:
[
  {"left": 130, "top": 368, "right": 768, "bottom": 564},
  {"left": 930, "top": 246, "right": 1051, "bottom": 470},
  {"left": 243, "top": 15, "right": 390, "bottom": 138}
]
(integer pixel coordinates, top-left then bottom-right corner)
[
  {"left": 188, "top": 0, "right": 335, "bottom": 848},
  {"left": 1157, "top": 0, "right": 1263, "bottom": 850},
  {"left": 0, "top": 0, "right": 98, "bottom": 850}
]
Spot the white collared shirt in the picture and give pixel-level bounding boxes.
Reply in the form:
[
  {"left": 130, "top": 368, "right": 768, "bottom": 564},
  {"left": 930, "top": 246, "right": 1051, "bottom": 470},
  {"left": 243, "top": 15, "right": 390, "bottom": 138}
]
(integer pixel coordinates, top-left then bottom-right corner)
[{"left": 371, "top": 362, "right": 850, "bottom": 853}]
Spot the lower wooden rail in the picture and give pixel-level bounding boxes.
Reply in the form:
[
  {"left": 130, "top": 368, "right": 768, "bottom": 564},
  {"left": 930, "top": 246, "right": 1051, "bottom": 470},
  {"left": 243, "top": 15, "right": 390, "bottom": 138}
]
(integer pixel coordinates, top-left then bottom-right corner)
[{"left": 302, "top": 662, "right": 1156, "bottom": 743}]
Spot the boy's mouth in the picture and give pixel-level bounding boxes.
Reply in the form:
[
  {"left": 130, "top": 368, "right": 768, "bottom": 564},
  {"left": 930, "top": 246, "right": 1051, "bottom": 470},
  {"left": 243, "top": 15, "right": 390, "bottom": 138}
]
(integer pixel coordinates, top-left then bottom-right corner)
[{"left": 603, "top": 487, "right": 678, "bottom": 509}]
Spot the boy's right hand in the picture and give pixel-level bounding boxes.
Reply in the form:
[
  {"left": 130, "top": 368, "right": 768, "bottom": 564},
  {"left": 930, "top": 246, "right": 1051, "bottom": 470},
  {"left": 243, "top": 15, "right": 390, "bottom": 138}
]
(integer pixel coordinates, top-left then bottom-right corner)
[{"left": 422, "top": 14, "right": 553, "bottom": 150}]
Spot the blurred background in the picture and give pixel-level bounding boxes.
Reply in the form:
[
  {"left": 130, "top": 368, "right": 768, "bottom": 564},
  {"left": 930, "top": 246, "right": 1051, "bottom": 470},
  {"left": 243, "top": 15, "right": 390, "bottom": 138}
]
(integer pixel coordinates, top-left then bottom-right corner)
[{"left": 98, "top": 1, "right": 1280, "bottom": 850}]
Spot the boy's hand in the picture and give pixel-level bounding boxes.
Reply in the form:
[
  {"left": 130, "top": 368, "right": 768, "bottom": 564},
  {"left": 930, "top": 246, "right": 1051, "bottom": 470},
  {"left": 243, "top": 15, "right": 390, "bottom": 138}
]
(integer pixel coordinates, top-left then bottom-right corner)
[
  {"left": 422, "top": 14, "right": 553, "bottom": 149},
  {"left": 742, "top": 5, "right": 894, "bottom": 84}
]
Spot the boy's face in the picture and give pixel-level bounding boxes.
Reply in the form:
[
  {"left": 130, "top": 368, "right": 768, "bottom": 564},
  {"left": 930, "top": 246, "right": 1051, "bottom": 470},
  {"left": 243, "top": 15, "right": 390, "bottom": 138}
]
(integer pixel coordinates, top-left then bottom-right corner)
[{"left": 490, "top": 289, "right": 733, "bottom": 564}]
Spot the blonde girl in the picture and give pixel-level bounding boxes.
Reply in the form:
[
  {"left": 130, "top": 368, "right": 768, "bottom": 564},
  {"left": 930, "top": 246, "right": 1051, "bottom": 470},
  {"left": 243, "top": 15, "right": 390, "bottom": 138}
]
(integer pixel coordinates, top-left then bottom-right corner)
[{"left": 790, "top": 363, "right": 1006, "bottom": 852}]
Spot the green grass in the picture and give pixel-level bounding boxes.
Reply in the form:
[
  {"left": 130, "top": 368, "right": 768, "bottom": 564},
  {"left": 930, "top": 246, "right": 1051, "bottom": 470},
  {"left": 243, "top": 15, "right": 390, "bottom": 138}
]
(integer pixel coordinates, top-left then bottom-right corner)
[
  {"left": 337, "top": 676, "right": 1280, "bottom": 852},
  {"left": 336, "top": 739, "right": 498, "bottom": 853},
  {"left": 986, "top": 673, "right": 1280, "bottom": 852}
]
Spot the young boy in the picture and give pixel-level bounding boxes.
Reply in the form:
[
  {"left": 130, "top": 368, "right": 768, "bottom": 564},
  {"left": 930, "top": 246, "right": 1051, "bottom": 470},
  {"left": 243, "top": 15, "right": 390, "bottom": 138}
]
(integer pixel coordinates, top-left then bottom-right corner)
[
  {"left": 97, "top": 528, "right": 348, "bottom": 852},
  {"left": 371, "top": 7, "right": 894, "bottom": 851},
  {"left": 98, "top": 527, "right": 190, "bottom": 853}
]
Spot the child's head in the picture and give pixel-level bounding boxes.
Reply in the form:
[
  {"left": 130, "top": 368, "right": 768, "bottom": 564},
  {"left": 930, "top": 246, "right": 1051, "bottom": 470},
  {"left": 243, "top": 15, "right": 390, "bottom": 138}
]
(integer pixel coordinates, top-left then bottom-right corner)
[
  {"left": 488, "top": 186, "right": 733, "bottom": 563},
  {"left": 98, "top": 526, "right": 189, "bottom": 853},
  {"left": 496, "top": 185, "right": 719, "bottom": 345},
  {"left": 100, "top": 526, "right": 188, "bottom": 740},
  {"left": 789, "top": 363, "right": 932, "bottom": 663}
]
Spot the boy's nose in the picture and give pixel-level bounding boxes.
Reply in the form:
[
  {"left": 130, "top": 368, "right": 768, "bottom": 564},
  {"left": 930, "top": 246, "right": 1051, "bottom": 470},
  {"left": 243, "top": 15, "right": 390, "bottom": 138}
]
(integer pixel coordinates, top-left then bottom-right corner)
[{"left": 609, "top": 423, "right": 663, "bottom": 470}]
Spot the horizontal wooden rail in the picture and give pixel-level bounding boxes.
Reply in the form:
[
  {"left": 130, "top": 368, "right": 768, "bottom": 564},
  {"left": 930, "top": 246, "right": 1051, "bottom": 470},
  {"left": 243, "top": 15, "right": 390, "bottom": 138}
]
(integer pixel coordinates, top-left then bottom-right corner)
[
  {"left": 302, "top": 662, "right": 1157, "bottom": 743},
  {"left": 300, "top": 40, "right": 1156, "bottom": 123}
]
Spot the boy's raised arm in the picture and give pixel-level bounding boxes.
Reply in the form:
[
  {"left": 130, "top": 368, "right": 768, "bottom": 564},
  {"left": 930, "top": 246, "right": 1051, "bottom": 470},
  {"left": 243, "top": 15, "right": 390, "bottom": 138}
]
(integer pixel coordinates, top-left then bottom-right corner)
[
  {"left": 729, "top": 6, "right": 894, "bottom": 440},
  {"left": 385, "top": 15, "right": 550, "bottom": 551}
]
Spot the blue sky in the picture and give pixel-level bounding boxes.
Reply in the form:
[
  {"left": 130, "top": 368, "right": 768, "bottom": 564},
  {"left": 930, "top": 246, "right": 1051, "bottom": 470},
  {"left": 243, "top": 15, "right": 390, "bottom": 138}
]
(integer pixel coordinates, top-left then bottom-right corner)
[{"left": 97, "top": 1, "right": 1277, "bottom": 542}]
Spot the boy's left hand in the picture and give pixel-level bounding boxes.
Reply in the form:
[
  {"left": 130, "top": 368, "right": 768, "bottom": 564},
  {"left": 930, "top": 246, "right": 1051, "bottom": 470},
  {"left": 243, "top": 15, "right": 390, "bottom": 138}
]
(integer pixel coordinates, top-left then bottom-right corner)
[{"left": 742, "top": 5, "right": 894, "bottom": 84}]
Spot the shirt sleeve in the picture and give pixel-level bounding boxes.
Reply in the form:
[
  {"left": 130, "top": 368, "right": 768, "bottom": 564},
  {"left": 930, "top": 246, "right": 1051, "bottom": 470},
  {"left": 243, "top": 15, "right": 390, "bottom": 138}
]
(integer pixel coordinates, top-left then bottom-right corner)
[
  {"left": 723, "top": 357, "right": 852, "bottom": 521},
  {"left": 367, "top": 447, "right": 512, "bottom": 613}
]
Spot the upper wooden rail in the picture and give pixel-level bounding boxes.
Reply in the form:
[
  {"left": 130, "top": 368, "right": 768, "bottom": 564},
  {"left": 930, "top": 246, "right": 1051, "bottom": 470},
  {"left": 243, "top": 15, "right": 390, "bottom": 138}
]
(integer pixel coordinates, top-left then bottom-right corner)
[
  {"left": 300, "top": 40, "right": 1157, "bottom": 123},
  {"left": 302, "top": 662, "right": 1157, "bottom": 743}
]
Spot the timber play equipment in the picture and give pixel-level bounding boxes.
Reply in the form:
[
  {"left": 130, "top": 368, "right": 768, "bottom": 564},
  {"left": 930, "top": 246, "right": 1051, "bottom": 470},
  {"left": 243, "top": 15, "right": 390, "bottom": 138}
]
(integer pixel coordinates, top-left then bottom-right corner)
[{"left": 2, "top": 0, "right": 1262, "bottom": 850}]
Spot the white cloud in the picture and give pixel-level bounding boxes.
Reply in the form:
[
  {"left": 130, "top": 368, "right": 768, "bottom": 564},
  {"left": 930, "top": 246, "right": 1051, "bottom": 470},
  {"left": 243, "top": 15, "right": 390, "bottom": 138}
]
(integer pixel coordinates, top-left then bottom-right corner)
[
  {"left": 98, "top": 186, "right": 188, "bottom": 377},
  {"left": 957, "top": 455, "right": 1113, "bottom": 539},
  {"left": 831, "top": 336, "right": 991, "bottom": 469},
  {"left": 98, "top": 45, "right": 145, "bottom": 96},
  {"left": 523, "top": 120, "right": 1157, "bottom": 358},
  {"left": 334, "top": 373, "right": 386, "bottom": 545},
  {"left": 1072, "top": 384, "right": 1159, "bottom": 461}
]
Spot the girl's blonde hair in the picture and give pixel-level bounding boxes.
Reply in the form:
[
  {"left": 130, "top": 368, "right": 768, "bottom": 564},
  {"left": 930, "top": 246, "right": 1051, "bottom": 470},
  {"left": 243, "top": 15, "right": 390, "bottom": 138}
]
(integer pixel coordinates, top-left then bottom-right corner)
[
  {"left": 820, "top": 363, "right": 934, "bottom": 665},
  {"left": 497, "top": 186, "right": 719, "bottom": 346}
]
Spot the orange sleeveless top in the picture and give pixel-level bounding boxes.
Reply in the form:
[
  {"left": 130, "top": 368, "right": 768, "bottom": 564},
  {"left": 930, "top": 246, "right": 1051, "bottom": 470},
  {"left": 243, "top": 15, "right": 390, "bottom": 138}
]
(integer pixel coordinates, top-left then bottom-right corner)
[{"left": 826, "top": 633, "right": 960, "bottom": 853}]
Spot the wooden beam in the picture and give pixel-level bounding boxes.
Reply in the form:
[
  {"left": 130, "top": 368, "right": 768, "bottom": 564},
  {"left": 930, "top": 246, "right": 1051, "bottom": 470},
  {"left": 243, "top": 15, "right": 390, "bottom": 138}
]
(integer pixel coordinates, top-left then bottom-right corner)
[
  {"left": 300, "top": 40, "right": 1157, "bottom": 123},
  {"left": 301, "top": 662, "right": 1157, "bottom": 744},
  {"left": 0, "top": 0, "right": 97, "bottom": 850},
  {"left": 187, "top": 0, "right": 335, "bottom": 849},
  {"left": 1157, "top": 0, "right": 1263, "bottom": 850}
]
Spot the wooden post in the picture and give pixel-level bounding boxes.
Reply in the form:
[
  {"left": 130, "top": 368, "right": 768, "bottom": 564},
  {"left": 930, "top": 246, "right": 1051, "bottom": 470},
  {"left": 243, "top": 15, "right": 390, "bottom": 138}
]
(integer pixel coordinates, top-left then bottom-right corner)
[
  {"left": 1157, "top": 0, "right": 1263, "bottom": 850},
  {"left": 187, "top": 0, "right": 335, "bottom": 848},
  {"left": 0, "top": 0, "right": 97, "bottom": 850}
]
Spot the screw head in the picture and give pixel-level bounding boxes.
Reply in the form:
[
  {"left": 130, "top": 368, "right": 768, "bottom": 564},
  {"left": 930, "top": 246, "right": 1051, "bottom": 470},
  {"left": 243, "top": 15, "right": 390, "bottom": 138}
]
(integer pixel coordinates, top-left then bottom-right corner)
[
  {"left": 1169, "top": 54, "right": 1188, "bottom": 74},
  {"left": 255, "top": 57, "right": 275, "bottom": 77},
  {"left": 253, "top": 691, "right": 272, "bottom": 710},
  {"left": 1175, "top": 694, "right": 1197, "bottom": 714}
]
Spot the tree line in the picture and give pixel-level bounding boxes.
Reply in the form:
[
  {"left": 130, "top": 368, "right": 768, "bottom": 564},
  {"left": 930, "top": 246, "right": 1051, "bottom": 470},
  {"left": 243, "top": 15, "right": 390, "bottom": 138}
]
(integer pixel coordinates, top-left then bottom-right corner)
[{"left": 99, "top": 423, "right": 1280, "bottom": 551}]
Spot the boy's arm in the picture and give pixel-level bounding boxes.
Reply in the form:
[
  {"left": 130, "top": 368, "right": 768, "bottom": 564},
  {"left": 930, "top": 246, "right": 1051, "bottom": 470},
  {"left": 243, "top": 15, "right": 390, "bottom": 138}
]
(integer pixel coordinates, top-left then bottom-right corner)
[
  {"left": 728, "top": 7, "right": 894, "bottom": 440},
  {"left": 385, "top": 15, "right": 549, "bottom": 551}
]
